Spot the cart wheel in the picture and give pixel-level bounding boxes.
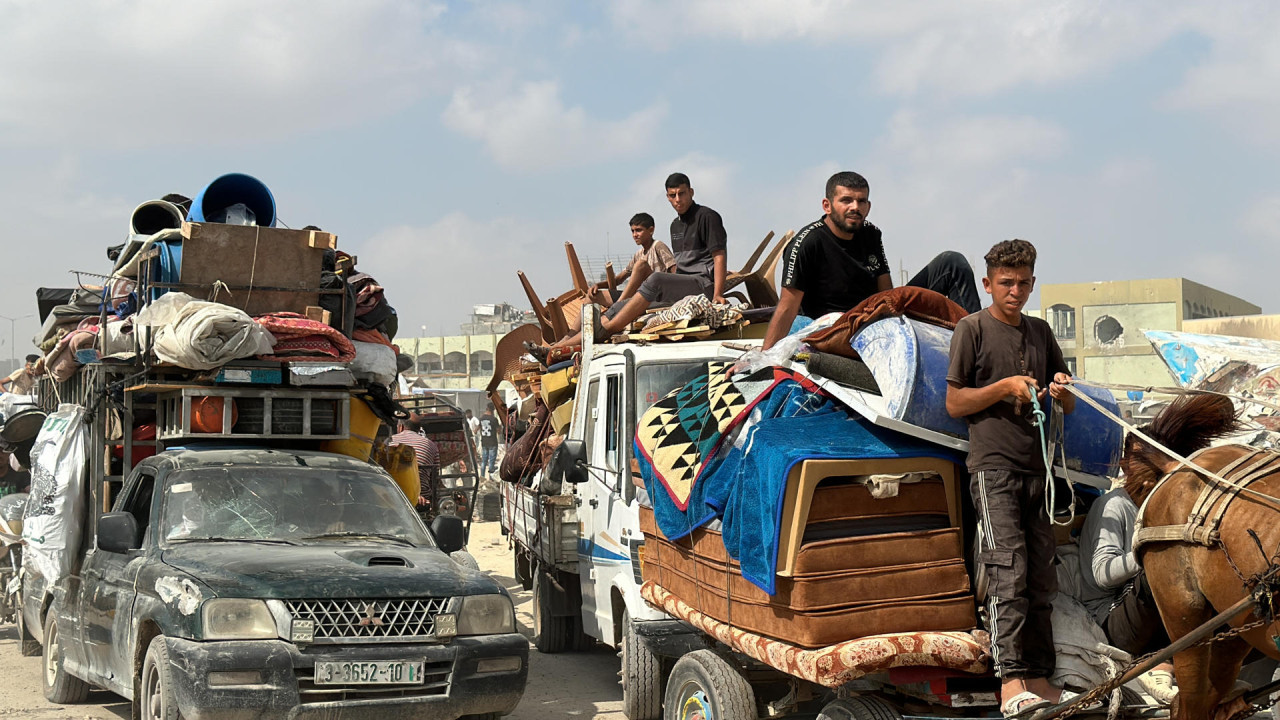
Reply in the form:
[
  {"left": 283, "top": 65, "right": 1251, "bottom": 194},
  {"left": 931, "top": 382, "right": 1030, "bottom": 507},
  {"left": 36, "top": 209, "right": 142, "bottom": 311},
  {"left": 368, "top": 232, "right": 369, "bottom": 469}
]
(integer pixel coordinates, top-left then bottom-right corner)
[
  {"left": 621, "top": 611, "right": 662, "bottom": 720},
  {"left": 817, "top": 696, "right": 902, "bottom": 720},
  {"left": 514, "top": 551, "right": 534, "bottom": 591},
  {"left": 663, "top": 649, "right": 755, "bottom": 720},
  {"left": 532, "top": 570, "right": 569, "bottom": 654}
]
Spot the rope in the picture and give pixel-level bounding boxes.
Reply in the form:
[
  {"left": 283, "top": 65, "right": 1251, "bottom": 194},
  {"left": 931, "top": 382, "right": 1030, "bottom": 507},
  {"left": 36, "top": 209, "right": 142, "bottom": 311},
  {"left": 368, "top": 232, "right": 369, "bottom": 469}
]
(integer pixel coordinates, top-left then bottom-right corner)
[
  {"left": 1027, "top": 382, "right": 1075, "bottom": 527},
  {"left": 1073, "top": 378, "right": 1280, "bottom": 415},
  {"left": 245, "top": 225, "right": 260, "bottom": 311},
  {"left": 1064, "top": 384, "right": 1280, "bottom": 514}
]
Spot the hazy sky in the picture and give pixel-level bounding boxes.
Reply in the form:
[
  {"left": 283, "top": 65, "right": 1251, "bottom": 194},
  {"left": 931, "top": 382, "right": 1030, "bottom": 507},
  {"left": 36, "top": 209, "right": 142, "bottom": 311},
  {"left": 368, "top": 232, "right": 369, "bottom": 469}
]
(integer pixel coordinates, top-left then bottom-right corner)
[{"left": 2, "top": 0, "right": 1278, "bottom": 351}]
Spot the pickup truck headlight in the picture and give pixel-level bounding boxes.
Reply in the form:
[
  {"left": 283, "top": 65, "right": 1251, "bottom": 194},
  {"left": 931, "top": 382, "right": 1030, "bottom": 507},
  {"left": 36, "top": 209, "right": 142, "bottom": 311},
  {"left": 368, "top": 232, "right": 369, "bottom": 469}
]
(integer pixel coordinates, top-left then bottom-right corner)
[
  {"left": 202, "top": 599, "right": 277, "bottom": 640},
  {"left": 456, "top": 594, "right": 514, "bottom": 635}
]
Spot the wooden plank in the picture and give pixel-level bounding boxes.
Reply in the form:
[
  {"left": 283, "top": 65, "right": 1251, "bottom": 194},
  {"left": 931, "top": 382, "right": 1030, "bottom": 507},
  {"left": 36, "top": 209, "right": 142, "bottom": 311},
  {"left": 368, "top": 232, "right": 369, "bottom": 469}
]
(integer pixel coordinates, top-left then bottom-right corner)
[
  {"left": 304, "top": 306, "right": 331, "bottom": 324},
  {"left": 656, "top": 325, "right": 710, "bottom": 336}
]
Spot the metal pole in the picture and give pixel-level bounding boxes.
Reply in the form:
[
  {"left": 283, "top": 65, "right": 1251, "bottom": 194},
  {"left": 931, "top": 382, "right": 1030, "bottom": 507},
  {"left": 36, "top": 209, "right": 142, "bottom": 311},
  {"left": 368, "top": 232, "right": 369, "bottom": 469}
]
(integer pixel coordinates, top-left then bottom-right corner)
[{"left": 0, "top": 314, "right": 33, "bottom": 375}]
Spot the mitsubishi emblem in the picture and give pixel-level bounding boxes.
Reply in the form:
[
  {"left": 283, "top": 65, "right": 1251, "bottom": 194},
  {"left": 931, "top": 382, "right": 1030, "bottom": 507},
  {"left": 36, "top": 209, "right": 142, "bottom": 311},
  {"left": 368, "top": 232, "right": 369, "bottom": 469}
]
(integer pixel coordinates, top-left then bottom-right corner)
[{"left": 357, "top": 603, "right": 385, "bottom": 627}]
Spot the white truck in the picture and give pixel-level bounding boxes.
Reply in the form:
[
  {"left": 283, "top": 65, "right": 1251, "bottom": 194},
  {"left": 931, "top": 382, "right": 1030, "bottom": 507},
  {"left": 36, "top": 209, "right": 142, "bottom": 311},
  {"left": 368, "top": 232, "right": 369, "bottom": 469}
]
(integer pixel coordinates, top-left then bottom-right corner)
[{"left": 501, "top": 307, "right": 749, "bottom": 719}]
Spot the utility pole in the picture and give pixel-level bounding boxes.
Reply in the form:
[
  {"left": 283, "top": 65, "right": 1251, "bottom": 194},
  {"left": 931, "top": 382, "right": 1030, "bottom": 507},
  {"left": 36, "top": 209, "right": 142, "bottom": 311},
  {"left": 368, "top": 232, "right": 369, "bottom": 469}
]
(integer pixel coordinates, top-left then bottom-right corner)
[{"left": 0, "top": 314, "right": 32, "bottom": 374}]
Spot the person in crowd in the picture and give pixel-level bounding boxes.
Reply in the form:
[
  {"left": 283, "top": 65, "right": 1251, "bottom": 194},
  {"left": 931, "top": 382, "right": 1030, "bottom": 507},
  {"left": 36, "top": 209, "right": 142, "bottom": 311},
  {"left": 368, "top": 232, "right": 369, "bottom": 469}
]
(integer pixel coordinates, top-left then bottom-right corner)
[
  {"left": 555, "top": 173, "right": 727, "bottom": 346},
  {"left": 466, "top": 409, "right": 480, "bottom": 446},
  {"left": 1078, "top": 483, "right": 1177, "bottom": 704},
  {"left": 391, "top": 419, "right": 440, "bottom": 511},
  {"left": 0, "top": 355, "right": 40, "bottom": 395},
  {"left": 946, "top": 239, "right": 1074, "bottom": 717},
  {"left": 477, "top": 403, "right": 501, "bottom": 478},
  {"left": 604, "top": 212, "right": 678, "bottom": 319},
  {"left": 763, "top": 171, "right": 980, "bottom": 349}
]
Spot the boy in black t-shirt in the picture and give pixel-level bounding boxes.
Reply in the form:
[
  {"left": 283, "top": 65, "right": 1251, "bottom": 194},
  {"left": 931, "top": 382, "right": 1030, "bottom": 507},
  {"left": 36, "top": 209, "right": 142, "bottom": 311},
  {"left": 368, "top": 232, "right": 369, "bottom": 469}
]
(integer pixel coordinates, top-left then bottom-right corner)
[
  {"left": 762, "top": 171, "right": 980, "bottom": 349},
  {"left": 945, "top": 239, "right": 1074, "bottom": 717}
]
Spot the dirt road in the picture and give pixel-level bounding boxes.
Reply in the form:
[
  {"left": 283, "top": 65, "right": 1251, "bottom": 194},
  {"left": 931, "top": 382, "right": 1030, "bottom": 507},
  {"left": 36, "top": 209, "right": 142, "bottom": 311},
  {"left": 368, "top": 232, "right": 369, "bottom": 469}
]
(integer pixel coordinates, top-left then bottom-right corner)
[{"left": 0, "top": 520, "right": 624, "bottom": 719}]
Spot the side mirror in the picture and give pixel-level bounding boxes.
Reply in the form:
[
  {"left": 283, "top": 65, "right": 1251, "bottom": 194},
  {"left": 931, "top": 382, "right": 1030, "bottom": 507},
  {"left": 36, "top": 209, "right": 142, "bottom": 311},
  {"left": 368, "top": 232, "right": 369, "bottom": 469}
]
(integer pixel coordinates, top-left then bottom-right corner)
[
  {"left": 550, "top": 439, "right": 589, "bottom": 486},
  {"left": 430, "top": 515, "right": 466, "bottom": 555},
  {"left": 98, "top": 512, "right": 141, "bottom": 554}
]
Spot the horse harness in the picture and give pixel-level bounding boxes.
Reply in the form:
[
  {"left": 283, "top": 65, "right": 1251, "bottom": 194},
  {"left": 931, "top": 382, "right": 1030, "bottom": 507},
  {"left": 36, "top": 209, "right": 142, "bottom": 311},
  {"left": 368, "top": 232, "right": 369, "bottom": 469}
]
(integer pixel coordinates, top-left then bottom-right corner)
[{"left": 1134, "top": 444, "right": 1280, "bottom": 553}]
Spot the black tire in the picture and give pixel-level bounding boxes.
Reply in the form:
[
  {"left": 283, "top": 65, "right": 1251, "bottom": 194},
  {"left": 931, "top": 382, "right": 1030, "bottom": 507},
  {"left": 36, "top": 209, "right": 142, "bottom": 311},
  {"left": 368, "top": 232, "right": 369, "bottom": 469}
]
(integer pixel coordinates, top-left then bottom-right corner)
[
  {"left": 139, "top": 636, "right": 182, "bottom": 720},
  {"left": 621, "top": 612, "right": 662, "bottom": 720},
  {"left": 17, "top": 601, "right": 40, "bottom": 656},
  {"left": 41, "top": 609, "right": 90, "bottom": 704},
  {"left": 461, "top": 714, "right": 502, "bottom": 720},
  {"left": 570, "top": 612, "right": 595, "bottom": 651},
  {"left": 532, "top": 570, "right": 569, "bottom": 654},
  {"left": 817, "top": 696, "right": 902, "bottom": 720},
  {"left": 514, "top": 551, "right": 533, "bottom": 591},
  {"left": 663, "top": 649, "right": 755, "bottom": 720}
]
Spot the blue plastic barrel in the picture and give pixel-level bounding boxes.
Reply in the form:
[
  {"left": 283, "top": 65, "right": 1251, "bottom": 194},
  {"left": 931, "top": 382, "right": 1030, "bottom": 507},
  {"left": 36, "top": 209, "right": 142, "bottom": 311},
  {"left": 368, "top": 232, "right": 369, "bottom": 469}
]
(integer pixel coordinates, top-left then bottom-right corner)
[
  {"left": 186, "top": 173, "right": 277, "bottom": 227},
  {"left": 148, "top": 238, "right": 184, "bottom": 301}
]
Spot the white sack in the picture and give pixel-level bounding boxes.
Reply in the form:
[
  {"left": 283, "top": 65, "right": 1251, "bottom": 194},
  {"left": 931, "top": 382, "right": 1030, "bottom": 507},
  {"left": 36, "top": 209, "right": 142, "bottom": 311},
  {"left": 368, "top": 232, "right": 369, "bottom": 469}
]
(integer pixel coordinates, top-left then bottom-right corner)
[
  {"left": 134, "top": 292, "right": 275, "bottom": 370},
  {"left": 22, "top": 404, "right": 89, "bottom": 587},
  {"left": 350, "top": 341, "right": 397, "bottom": 385}
]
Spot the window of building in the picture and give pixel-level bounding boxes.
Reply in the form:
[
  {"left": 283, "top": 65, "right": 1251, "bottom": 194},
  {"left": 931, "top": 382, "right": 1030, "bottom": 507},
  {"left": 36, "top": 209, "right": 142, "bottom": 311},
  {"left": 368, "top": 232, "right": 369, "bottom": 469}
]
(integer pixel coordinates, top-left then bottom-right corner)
[
  {"left": 470, "top": 350, "right": 494, "bottom": 375},
  {"left": 1047, "top": 304, "right": 1075, "bottom": 340},
  {"left": 443, "top": 351, "right": 467, "bottom": 374},
  {"left": 1094, "top": 315, "right": 1124, "bottom": 344},
  {"left": 1064, "top": 357, "right": 1077, "bottom": 376}
]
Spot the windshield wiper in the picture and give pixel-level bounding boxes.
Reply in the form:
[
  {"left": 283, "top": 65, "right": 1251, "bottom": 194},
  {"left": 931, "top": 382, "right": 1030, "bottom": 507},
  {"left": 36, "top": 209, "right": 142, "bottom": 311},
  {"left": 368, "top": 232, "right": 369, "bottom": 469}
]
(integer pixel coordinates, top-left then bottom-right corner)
[
  {"left": 168, "top": 537, "right": 298, "bottom": 546},
  {"left": 299, "top": 532, "right": 415, "bottom": 546}
]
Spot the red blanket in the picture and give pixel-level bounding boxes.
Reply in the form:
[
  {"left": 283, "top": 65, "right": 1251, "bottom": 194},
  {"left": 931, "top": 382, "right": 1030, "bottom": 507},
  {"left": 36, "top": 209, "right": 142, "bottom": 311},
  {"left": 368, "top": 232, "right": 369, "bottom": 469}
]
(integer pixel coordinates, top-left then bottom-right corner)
[{"left": 255, "top": 312, "right": 357, "bottom": 363}]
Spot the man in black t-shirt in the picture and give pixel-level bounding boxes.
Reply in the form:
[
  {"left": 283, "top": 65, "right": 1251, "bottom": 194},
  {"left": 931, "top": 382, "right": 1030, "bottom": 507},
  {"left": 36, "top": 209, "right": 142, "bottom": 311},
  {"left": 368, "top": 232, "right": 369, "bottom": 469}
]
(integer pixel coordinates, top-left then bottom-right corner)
[
  {"left": 762, "top": 171, "right": 980, "bottom": 349},
  {"left": 945, "top": 239, "right": 1074, "bottom": 715},
  {"left": 554, "top": 173, "right": 727, "bottom": 348},
  {"left": 477, "top": 404, "right": 500, "bottom": 478}
]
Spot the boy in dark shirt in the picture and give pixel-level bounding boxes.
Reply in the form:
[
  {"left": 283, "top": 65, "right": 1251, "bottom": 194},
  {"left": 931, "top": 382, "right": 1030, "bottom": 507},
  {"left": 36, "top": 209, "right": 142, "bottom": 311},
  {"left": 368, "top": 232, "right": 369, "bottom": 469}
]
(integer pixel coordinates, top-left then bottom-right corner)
[{"left": 945, "top": 239, "right": 1074, "bottom": 716}]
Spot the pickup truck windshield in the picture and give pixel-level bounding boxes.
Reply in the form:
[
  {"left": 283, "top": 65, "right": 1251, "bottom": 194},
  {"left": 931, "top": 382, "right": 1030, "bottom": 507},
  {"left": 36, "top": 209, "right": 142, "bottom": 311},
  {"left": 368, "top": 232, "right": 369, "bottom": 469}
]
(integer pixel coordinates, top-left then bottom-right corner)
[
  {"left": 159, "top": 467, "right": 432, "bottom": 547},
  {"left": 636, "top": 361, "right": 705, "bottom": 416}
]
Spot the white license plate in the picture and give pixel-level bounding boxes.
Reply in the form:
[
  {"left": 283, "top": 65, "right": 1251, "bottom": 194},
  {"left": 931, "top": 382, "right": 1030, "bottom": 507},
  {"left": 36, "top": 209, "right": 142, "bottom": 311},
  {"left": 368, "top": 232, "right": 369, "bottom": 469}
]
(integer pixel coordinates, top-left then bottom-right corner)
[{"left": 313, "top": 660, "right": 425, "bottom": 685}]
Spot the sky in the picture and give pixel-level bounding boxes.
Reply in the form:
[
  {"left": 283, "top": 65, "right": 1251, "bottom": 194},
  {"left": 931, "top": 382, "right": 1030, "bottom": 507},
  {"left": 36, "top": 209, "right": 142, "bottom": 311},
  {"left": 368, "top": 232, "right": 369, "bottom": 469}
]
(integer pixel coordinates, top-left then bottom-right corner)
[{"left": 2, "top": 0, "right": 1279, "bottom": 354}]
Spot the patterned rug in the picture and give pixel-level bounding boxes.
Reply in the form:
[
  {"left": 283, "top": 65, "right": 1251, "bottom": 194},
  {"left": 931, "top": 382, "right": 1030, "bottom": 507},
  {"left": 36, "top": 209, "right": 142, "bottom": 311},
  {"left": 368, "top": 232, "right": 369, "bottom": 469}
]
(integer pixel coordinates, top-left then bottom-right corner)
[{"left": 635, "top": 361, "right": 777, "bottom": 510}]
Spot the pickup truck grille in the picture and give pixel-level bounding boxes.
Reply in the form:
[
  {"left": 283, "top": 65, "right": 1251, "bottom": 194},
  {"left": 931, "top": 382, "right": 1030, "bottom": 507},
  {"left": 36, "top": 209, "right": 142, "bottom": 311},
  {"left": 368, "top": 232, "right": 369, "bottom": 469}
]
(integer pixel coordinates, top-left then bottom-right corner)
[{"left": 286, "top": 598, "right": 449, "bottom": 642}]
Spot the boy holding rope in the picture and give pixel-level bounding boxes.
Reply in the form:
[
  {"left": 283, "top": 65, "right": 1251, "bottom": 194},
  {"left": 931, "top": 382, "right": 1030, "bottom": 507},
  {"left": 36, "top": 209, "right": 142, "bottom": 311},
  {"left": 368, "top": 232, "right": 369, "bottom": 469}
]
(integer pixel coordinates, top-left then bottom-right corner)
[{"left": 946, "top": 239, "right": 1075, "bottom": 717}]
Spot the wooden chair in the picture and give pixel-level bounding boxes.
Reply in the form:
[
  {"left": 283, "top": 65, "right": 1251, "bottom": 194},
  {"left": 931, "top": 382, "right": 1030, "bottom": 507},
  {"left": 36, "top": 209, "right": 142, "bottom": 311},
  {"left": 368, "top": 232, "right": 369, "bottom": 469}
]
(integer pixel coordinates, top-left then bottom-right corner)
[
  {"left": 723, "top": 230, "right": 793, "bottom": 307},
  {"left": 517, "top": 242, "right": 607, "bottom": 343}
]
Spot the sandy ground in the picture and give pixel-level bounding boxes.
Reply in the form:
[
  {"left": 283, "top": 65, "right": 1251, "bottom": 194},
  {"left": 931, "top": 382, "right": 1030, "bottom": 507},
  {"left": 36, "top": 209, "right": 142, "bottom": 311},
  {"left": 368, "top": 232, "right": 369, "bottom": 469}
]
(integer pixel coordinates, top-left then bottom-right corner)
[{"left": 0, "top": 519, "right": 624, "bottom": 719}]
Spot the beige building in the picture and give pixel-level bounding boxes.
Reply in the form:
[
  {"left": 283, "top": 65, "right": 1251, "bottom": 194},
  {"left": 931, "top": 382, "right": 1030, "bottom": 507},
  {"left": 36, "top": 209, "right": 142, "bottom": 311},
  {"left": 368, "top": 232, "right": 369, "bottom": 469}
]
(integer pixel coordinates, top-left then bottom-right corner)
[
  {"left": 400, "top": 334, "right": 500, "bottom": 390},
  {"left": 1039, "top": 278, "right": 1260, "bottom": 387}
]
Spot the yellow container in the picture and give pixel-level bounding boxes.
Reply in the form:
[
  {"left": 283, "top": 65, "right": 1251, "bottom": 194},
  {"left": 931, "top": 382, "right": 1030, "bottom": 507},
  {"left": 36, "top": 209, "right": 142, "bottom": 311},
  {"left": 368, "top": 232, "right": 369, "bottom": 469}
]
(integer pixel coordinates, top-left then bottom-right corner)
[
  {"left": 320, "top": 396, "right": 381, "bottom": 462},
  {"left": 376, "top": 443, "right": 420, "bottom": 504}
]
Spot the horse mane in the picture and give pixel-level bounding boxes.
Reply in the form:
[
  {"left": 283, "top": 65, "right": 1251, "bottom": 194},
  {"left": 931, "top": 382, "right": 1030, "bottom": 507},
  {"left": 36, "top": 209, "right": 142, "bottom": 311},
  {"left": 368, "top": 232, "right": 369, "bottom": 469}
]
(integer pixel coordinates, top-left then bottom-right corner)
[{"left": 1123, "top": 394, "right": 1243, "bottom": 505}]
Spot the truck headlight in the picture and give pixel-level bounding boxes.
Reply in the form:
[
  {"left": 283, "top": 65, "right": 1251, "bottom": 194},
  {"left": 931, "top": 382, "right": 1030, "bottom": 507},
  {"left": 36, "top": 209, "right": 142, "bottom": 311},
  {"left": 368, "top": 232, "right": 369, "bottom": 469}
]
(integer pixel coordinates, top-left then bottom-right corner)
[
  {"left": 202, "top": 599, "right": 277, "bottom": 640},
  {"left": 456, "top": 594, "right": 514, "bottom": 635}
]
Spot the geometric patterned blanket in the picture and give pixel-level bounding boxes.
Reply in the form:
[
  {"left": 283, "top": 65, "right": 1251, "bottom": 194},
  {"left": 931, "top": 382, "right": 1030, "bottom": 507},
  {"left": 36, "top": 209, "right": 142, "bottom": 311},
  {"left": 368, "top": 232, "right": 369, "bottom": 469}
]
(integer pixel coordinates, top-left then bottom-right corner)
[
  {"left": 640, "top": 582, "right": 989, "bottom": 687},
  {"left": 635, "top": 361, "right": 777, "bottom": 511}
]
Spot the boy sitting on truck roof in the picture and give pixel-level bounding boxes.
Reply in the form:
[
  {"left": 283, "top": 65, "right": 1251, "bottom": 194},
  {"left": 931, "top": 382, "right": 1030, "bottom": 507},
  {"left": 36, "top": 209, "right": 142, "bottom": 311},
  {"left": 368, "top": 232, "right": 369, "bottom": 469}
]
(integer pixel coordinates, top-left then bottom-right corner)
[
  {"left": 945, "top": 239, "right": 1075, "bottom": 717},
  {"left": 604, "top": 212, "right": 677, "bottom": 320}
]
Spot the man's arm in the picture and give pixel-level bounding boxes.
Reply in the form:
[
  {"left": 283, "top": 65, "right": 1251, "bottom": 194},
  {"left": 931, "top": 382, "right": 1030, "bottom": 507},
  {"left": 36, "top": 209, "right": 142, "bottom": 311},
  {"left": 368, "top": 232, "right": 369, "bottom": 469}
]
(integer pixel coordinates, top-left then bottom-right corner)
[
  {"left": 876, "top": 273, "right": 892, "bottom": 293},
  {"left": 711, "top": 250, "right": 726, "bottom": 304},
  {"left": 1088, "top": 502, "right": 1141, "bottom": 589},
  {"left": 946, "top": 376, "right": 1038, "bottom": 419},
  {"left": 762, "top": 287, "right": 805, "bottom": 350},
  {"left": 1048, "top": 372, "right": 1076, "bottom": 414}
]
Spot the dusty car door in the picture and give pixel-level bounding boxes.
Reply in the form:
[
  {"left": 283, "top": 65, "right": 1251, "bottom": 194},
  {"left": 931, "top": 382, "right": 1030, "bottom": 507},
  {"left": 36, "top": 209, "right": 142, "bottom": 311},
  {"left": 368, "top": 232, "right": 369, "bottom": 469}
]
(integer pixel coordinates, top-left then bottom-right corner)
[{"left": 79, "top": 463, "right": 155, "bottom": 689}]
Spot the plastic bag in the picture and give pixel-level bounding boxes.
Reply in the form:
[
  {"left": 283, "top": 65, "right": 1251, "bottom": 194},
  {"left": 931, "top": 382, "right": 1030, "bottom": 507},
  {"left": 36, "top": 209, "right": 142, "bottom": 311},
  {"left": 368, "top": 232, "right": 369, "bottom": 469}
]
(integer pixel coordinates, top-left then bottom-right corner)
[
  {"left": 350, "top": 341, "right": 397, "bottom": 385},
  {"left": 22, "top": 404, "right": 89, "bottom": 587}
]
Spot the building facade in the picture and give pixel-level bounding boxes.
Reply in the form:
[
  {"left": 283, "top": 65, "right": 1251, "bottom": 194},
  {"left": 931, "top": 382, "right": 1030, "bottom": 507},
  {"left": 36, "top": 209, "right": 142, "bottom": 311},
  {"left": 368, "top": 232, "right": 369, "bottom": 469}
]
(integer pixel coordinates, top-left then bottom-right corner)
[{"left": 1039, "top": 278, "right": 1260, "bottom": 387}]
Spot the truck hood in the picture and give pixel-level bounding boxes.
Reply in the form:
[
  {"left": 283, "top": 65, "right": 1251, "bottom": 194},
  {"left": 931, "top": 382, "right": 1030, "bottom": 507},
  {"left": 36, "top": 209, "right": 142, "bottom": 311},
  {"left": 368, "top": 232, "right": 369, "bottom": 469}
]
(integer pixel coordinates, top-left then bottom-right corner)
[{"left": 160, "top": 543, "right": 498, "bottom": 599}]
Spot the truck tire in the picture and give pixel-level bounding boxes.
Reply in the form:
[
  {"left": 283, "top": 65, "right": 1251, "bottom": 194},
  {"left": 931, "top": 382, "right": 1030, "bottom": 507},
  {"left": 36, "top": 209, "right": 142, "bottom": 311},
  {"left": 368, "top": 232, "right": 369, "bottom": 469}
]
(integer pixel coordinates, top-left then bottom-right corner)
[
  {"left": 514, "top": 551, "right": 533, "bottom": 591},
  {"left": 532, "top": 570, "right": 569, "bottom": 654},
  {"left": 17, "top": 601, "right": 40, "bottom": 657},
  {"left": 140, "top": 636, "right": 182, "bottom": 720},
  {"left": 663, "top": 650, "right": 755, "bottom": 720},
  {"left": 817, "top": 696, "right": 903, "bottom": 720},
  {"left": 41, "top": 610, "right": 90, "bottom": 704},
  {"left": 621, "top": 612, "right": 662, "bottom": 720}
]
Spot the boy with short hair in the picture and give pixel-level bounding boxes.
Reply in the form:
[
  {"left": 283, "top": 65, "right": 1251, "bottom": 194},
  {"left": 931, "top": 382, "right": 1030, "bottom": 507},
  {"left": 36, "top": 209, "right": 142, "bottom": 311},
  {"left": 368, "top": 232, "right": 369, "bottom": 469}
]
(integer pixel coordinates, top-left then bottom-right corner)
[
  {"left": 945, "top": 239, "right": 1074, "bottom": 716},
  {"left": 605, "top": 212, "right": 677, "bottom": 319}
]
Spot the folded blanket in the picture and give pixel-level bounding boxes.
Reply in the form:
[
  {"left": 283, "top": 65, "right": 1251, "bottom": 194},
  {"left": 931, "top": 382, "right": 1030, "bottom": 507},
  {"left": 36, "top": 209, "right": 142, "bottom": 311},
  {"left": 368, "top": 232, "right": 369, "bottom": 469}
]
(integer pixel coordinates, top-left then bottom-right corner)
[
  {"left": 135, "top": 292, "right": 276, "bottom": 370},
  {"left": 805, "top": 286, "right": 969, "bottom": 359},
  {"left": 255, "top": 312, "right": 356, "bottom": 363}
]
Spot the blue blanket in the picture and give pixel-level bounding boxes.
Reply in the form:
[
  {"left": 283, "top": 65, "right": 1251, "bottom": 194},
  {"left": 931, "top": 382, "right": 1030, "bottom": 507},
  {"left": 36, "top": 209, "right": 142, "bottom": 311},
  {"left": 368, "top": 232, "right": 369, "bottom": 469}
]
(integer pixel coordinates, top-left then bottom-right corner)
[{"left": 640, "top": 378, "right": 962, "bottom": 594}]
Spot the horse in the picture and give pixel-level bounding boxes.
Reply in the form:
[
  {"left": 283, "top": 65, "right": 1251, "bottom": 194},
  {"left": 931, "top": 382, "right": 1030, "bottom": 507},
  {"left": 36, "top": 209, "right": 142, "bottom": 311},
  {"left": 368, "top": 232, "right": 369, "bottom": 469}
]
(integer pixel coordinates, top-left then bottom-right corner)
[{"left": 1123, "top": 393, "right": 1280, "bottom": 720}]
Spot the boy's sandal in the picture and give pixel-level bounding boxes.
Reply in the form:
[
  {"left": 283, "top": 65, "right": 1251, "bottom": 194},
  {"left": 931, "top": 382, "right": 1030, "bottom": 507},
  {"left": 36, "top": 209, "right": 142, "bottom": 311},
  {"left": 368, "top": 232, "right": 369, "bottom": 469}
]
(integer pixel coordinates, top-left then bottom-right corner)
[{"left": 1001, "top": 690, "right": 1050, "bottom": 718}]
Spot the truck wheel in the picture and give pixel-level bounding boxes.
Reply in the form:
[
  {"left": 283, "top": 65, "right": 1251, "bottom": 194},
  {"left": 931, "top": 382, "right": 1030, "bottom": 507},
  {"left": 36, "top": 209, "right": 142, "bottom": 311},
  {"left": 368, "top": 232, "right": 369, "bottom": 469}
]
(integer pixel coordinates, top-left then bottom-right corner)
[
  {"left": 817, "top": 696, "right": 903, "bottom": 720},
  {"left": 532, "top": 570, "right": 569, "bottom": 654},
  {"left": 663, "top": 650, "right": 755, "bottom": 720},
  {"left": 17, "top": 601, "right": 40, "bottom": 657},
  {"left": 514, "top": 551, "right": 533, "bottom": 591},
  {"left": 140, "top": 636, "right": 182, "bottom": 720},
  {"left": 570, "top": 613, "right": 594, "bottom": 651},
  {"left": 42, "top": 610, "right": 90, "bottom": 703},
  {"left": 620, "top": 612, "right": 662, "bottom": 720}
]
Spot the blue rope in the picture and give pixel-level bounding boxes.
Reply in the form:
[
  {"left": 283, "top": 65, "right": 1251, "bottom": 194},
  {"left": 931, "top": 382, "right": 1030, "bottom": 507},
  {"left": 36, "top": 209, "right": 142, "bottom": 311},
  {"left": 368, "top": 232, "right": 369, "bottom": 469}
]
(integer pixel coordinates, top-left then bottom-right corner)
[{"left": 1028, "top": 382, "right": 1074, "bottom": 526}]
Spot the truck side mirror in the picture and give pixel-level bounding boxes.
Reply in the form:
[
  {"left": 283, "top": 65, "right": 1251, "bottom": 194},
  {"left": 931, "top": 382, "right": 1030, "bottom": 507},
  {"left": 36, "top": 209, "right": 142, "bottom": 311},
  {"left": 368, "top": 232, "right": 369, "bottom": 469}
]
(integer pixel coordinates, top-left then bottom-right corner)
[
  {"left": 551, "top": 439, "right": 589, "bottom": 486},
  {"left": 98, "top": 512, "right": 141, "bottom": 554},
  {"left": 430, "top": 515, "right": 466, "bottom": 555}
]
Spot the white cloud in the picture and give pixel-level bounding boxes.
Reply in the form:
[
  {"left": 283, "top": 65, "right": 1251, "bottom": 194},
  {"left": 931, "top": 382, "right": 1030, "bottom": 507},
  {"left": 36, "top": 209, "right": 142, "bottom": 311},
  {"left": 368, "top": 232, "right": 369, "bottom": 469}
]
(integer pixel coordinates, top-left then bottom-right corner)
[
  {"left": 442, "top": 81, "right": 667, "bottom": 171},
  {"left": 0, "top": 0, "right": 478, "bottom": 147}
]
